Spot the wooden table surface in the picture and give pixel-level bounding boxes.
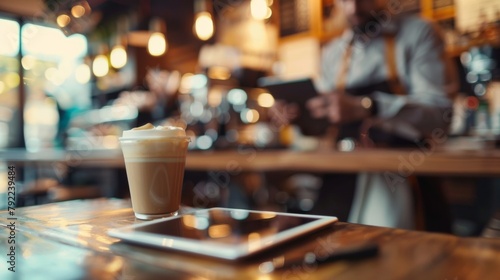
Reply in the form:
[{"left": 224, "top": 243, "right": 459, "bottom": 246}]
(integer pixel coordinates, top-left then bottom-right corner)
[
  {"left": 2, "top": 146, "right": 500, "bottom": 175},
  {"left": 1, "top": 199, "right": 500, "bottom": 279}
]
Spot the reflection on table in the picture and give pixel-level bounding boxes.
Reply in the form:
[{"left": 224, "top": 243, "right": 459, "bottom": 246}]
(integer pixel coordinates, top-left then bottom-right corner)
[{"left": 1, "top": 198, "right": 500, "bottom": 279}]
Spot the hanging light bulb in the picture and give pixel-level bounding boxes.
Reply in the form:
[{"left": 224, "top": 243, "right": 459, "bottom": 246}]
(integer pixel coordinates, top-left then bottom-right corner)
[
  {"left": 147, "top": 17, "right": 167, "bottom": 56},
  {"left": 71, "top": 1, "right": 91, "bottom": 18},
  {"left": 148, "top": 32, "right": 167, "bottom": 56},
  {"left": 92, "top": 54, "right": 109, "bottom": 77},
  {"left": 194, "top": 12, "right": 214, "bottom": 41},
  {"left": 250, "top": 0, "right": 270, "bottom": 20},
  {"left": 71, "top": 5, "right": 86, "bottom": 18},
  {"left": 56, "top": 14, "right": 71, "bottom": 28},
  {"left": 110, "top": 19, "right": 128, "bottom": 68},
  {"left": 194, "top": 0, "right": 215, "bottom": 41},
  {"left": 110, "top": 45, "right": 127, "bottom": 68}
]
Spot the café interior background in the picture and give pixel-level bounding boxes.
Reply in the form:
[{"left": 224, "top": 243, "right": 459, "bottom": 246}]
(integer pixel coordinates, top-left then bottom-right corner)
[{"left": 1, "top": 0, "right": 500, "bottom": 236}]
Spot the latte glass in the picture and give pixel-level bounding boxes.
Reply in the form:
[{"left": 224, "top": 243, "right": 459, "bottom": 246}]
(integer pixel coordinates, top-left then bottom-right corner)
[{"left": 120, "top": 124, "right": 190, "bottom": 219}]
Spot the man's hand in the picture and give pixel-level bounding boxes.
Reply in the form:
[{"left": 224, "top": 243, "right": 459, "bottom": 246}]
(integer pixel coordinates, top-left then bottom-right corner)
[
  {"left": 269, "top": 100, "right": 300, "bottom": 127},
  {"left": 306, "top": 93, "right": 372, "bottom": 124}
]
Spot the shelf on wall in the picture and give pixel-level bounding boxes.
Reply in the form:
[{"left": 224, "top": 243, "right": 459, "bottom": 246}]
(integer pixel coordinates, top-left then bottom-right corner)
[{"left": 432, "top": 6, "right": 455, "bottom": 21}]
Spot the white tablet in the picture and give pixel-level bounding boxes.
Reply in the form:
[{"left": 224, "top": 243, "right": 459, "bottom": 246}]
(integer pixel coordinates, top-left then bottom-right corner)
[{"left": 108, "top": 207, "right": 337, "bottom": 260}]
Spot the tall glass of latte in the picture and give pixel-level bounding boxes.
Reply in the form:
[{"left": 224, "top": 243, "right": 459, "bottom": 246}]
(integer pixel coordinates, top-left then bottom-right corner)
[{"left": 119, "top": 123, "right": 190, "bottom": 220}]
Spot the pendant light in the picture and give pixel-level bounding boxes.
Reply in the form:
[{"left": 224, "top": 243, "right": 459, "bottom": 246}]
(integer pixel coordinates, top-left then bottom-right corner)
[
  {"left": 147, "top": 17, "right": 167, "bottom": 56},
  {"left": 194, "top": 0, "right": 214, "bottom": 41}
]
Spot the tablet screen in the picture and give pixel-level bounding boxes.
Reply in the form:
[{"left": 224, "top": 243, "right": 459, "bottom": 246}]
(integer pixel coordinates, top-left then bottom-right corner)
[
  {"left": 109, "top": 208, "right": 337, "bottom": 260},
  {"left": 134, "top": 208, "right": 320, "bottom": 243}
]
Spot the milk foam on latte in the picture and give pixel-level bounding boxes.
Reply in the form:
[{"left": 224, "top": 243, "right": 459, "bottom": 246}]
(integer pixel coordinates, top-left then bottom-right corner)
[{"left": 121, "top": 123, "right": 187, "bottom": 139}]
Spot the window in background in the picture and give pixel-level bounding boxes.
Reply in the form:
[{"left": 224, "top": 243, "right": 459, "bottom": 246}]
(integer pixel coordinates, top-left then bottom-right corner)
[
  {"left": 21, "top": 23, "right": 90, "bottom": 151},
  {"left": 0, "top": 18, "right": 20, "bottom": 149},
  {"left": 0, "top": 18, "right": 20, "bottom": 209}
]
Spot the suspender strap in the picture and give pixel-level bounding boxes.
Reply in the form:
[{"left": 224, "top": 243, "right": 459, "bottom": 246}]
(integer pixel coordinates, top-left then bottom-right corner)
[
  {"left": 335, "top": 40, "right": 354, "bottom": 93},
  {"left": 384, "top": 34, "right": 397, "bottom": 81},
  {"left": 384, "top": 34, "right": 406, "bottom": 96}
]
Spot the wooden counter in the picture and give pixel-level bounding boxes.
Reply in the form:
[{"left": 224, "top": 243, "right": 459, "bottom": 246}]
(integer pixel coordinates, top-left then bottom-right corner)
[
  {"left": 1, "top": 199, "right": 500, "bottom": 279},
  {"left": 2, "top": 146, "right": 500, "bottom": 175}
]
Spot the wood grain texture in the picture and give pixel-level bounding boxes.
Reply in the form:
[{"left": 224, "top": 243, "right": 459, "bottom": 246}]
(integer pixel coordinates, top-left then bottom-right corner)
[{"left": 2, "top": 199, "right": 500, "bottom": 279}]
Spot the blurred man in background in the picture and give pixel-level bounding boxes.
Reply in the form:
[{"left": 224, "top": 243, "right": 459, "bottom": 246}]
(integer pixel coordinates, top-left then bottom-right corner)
[{"left": 274, "top": 0, "right": 458, "bottom": 231}]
